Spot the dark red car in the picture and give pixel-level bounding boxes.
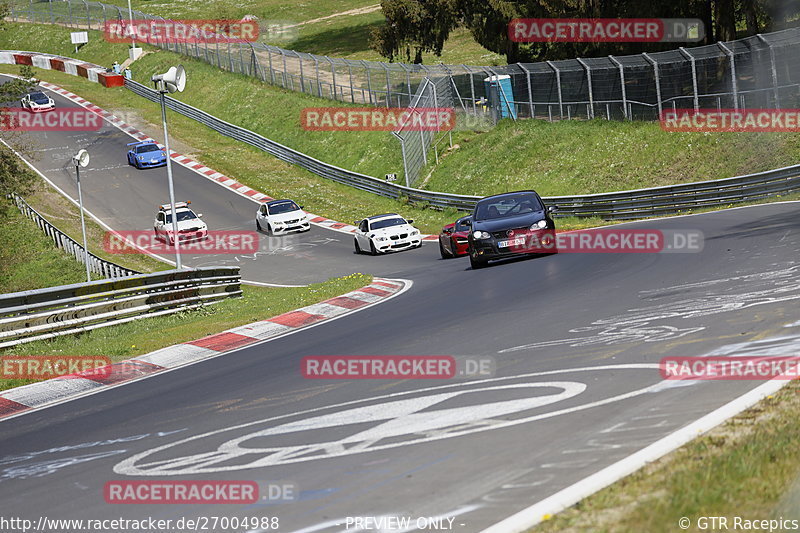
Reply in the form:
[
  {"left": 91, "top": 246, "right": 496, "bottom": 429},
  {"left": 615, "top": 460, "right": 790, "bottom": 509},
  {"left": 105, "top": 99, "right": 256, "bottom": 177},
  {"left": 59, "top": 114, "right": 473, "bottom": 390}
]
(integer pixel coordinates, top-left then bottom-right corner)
[{"left": 439, "top": 215, "right": 472, "bottom": 258}]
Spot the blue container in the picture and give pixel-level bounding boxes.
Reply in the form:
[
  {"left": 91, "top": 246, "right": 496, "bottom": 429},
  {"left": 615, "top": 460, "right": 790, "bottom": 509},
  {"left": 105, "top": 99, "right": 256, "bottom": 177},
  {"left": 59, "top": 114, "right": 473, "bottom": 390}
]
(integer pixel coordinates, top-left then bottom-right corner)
[{"left": 483, "top": 75, "right": 517, "bottom": 119}]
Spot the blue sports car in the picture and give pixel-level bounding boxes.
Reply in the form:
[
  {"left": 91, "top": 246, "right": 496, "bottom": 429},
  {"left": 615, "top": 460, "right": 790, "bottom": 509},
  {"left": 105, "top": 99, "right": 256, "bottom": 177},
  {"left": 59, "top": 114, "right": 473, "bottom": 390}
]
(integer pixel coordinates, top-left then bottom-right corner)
[{"left": 127, "top": 141, "right": 167, "bottom": 169}]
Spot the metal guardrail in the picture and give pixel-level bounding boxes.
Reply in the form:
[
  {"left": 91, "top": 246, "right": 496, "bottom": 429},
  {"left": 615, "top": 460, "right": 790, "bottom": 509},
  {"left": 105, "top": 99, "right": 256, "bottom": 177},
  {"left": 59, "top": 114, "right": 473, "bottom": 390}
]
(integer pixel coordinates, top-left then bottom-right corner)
[
  {"left": 0, "top": 267, "right": 242, "bottom": 348},
  {"left": 10, "top": 193, "right": 139, "bottom": 278},
  {"left": 125, "top": 80, "right": 800, "bottom": 219}
]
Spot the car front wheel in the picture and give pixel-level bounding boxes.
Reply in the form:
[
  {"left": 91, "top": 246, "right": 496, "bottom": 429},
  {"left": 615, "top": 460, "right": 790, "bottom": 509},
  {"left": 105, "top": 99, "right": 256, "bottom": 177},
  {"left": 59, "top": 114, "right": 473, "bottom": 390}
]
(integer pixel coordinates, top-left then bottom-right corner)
[
  {"left": 470, "top": 251, "right": 487, "bottom": 269},
  {"left": 354, "top": 238, "right": 361, "bottom": 254},
  {"left": 256, "top": 219, "right": 262, "bottom": 231},
  {"left": 439, "top": 240, "right": 451, "bottom": 259},
  {"left": 369, "top": 240, "right": 378, "bottom": 256}
]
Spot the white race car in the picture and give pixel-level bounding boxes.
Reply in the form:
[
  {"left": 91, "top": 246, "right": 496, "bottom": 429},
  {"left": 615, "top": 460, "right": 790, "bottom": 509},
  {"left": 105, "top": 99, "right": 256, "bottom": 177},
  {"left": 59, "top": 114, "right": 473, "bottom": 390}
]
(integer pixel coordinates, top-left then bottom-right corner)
[
  {"left": 255, "top": 199, "right": 310, "bottom": 235},
  {"left": 354, "top": 214, "right": 422, "bottom": 255},
  {"left": 153, "top": 201, "right": 208, "bottom": 245},
  {"left": 20, "top": 91, "right": 55, "bottom": 112}
]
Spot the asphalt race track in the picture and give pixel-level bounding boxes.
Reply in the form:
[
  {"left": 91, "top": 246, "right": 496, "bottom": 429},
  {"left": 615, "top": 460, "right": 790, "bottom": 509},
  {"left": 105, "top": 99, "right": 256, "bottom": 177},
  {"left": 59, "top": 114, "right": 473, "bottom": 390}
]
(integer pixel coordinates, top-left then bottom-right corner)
[{"left": 1, "top": 77, "right": 799, "bottom": 532}]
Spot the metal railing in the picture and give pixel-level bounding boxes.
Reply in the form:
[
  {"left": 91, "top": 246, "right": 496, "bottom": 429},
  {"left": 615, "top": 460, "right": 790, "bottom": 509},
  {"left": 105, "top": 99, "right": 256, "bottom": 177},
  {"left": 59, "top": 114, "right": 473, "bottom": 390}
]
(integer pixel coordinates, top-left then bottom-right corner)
[
  {"left": 123, "top": 80, "right": 800, "bottom": 218},
  {"left": 9, "top": 193, "right": 139, "bottom": 278},
  {"left": 0, "top": 267, "right": 242, "bottom": 348}
]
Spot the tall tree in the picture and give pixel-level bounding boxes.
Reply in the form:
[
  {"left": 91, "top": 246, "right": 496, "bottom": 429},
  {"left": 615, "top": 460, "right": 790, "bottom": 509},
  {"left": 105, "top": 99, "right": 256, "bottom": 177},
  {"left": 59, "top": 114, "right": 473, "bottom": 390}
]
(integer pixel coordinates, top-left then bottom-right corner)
[{"left": 370, "top": 0, "right": 460, "bottom": 63}]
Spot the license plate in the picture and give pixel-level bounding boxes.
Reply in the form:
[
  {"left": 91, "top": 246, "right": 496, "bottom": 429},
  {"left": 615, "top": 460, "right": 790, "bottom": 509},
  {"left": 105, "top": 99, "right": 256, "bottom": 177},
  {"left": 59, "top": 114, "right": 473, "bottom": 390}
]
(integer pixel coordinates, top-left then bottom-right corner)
[{"left": 498, "top": 237, "right": 526, "bottom": 248}]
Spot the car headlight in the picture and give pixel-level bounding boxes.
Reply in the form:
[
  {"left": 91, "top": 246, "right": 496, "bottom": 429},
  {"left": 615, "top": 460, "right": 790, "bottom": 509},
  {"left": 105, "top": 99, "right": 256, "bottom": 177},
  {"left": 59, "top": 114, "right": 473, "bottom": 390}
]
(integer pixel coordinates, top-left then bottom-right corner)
[
  {"left": 138, "top": 155, "right": 144, "bottom": 161},
  {"left": 375, "top": 236, "right": 388, "bottom": 242},
  {"left": 531, "top": 220, "right": 548, "bottom": 230},
  {"left": 473, "top": 230, "right": 491, "bottom": 239},
  {"left": 411, "top": 230, "right": 419, "bottom": 236}
]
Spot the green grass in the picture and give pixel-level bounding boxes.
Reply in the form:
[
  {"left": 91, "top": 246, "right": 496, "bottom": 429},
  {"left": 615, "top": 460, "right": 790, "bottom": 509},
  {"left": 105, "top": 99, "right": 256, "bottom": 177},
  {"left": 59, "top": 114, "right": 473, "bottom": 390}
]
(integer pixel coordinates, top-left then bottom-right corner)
[
  {"left": 0, "top": 202, "right": 96, "bottom": 293},
  {"left": 533, "top": 381, "right": 800, "bottom": 532},
  {"left": 425, "top": 119, "right": 800, "bottom": 197}
]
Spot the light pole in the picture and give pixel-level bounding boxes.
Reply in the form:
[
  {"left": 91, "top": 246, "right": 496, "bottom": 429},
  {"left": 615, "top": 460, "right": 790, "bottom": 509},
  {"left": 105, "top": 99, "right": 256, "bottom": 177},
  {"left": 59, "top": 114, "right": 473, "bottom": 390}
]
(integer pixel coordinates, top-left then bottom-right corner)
[
  {"left": 72, "top": 149, "right": 91, "bottom": 283},
  {"left": 151, "top": 65, "right": 187, "bottom": 269},
  {"left": 127, "top": 0, "right": 141, "bottom": 60}
]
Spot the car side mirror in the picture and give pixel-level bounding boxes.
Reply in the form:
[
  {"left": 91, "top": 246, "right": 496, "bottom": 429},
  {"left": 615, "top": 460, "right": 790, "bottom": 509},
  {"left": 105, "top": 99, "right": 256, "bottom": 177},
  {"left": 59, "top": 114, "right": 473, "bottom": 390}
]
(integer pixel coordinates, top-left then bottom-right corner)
[
  {"left": 547, "top": 205, "right": 558, "bottom": 214},
  {"left": 463, "top": 219, "right": 472, "bottom": 226},
  {"left": 407, "top": 219, "right": 414, "bottom": 224},
  {"left": 299, "top": 205, "right": 304, "bottom": 209},
  {"left": 197, "top": 213, "right": 204, "bottom": 218}
]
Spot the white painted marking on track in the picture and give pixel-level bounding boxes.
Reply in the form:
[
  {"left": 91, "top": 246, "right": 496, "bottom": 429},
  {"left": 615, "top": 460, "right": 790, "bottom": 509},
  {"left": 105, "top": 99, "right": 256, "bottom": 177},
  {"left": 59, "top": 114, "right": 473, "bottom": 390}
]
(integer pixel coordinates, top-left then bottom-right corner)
[{"left": 113, "top": 365, "right": 662, "bottom": 476}]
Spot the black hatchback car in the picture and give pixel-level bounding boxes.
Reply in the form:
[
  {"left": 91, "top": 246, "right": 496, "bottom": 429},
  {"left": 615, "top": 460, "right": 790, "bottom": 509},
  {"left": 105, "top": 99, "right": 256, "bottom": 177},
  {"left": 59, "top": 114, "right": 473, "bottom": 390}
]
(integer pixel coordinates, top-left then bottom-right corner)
[{"left": 467, "top": 190, "right": 557, "bottom": 269}]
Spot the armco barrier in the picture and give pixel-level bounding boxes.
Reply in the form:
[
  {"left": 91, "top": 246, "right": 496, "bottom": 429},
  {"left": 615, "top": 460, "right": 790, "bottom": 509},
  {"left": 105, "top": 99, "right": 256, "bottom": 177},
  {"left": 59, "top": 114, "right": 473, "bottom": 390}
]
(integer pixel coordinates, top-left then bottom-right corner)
[
  {"left": 0, "top": 50, "right": 123, "bottom": 86},
  {"left": 0, "top": 267, "right": 242, "bottom": 348},
  {"left": 10, "top": 193, "right": 139, "bottom": 279},
  {"left": 3, "top": 51, "right": 798, "bottom": 219}
]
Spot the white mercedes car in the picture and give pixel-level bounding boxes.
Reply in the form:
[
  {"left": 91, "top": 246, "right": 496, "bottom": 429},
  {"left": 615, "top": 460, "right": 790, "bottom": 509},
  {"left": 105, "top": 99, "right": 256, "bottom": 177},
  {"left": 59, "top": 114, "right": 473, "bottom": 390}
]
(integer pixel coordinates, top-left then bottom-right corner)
[
  {"left": 354, "top": 214, "right": 422, "bottom": 255},
  {"left": 20, "top": 91, "right": 55, "bottom": 112},
  {"left": 153, "top": 201, "right": 208, "bottom": 245},
  {"left": 255, "top": 199, "right": 310, "bottom": 235}
]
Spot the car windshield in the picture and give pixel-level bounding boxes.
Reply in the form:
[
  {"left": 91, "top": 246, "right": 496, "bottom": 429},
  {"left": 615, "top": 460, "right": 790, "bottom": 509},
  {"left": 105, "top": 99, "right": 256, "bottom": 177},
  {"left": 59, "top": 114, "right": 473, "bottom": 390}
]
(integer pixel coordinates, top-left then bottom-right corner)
[
  {"left": 137, "top": 144, "right": 161, "bottom": 153},
  {"left": 164, "top": 210, "right": 198, "bottom": 223},
  {"left": 370, "top": 217, "right": 406, "bottom": 230},
  {"left": 30, "top": 93, "right": 49, "bottom": 104},
  {"left": 268, "top": 201, "right": 300, "bottom": 215},
  {"left": 474, "top": 193, "right": 543, "bottom": 221}
]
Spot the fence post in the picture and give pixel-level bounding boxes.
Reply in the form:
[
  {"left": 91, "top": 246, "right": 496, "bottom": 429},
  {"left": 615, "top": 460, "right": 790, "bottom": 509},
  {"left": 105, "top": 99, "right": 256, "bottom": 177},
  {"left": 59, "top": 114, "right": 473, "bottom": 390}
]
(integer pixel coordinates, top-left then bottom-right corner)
[
  {"left": 325, "top": 56, "right": 337, "bottom": 100},
  {"left": 399, "top": 63, "right": 411, "bottom": 108},
  {"left": 460, "top": 65, "right": 477, "bottom": 114},
  {"left": 576, "top": 58, "right": 594, "bottom": 119},
  {"left": 347, "top": 62, "right": 355, "bottom": 103},
  {"left": 249, "top": 42, "right": 261, "bottom": 81},
  {"left": 83, "top": 0, "right": 90, "bottom": 29},
  {"left": 49, "top": 0, "right": 55, "bottom": 24},
  {"left": 518, "top": 64, "right": 535, "bottom": 119},
  {"left": 67, "top": 0, "right": 73, "bottom": 27},
  {"left": 756, "top": 34, "right": 780, "bottom": 108},
  {"left": 267, "top": 47, "right": 275, "bottom": 84},
  {"left": 393, "top": 132, "right": 409, "bottom": 188},
  {"left": 313, "top": 56, "right": 322, "bottom": 97},
  {"left": 546, "top": 61, "right": 564, "bottom": 119},
  {"left": 281, "top": 49, "right": 288, "bottom": 88},
  {"left": 297, "top": 52, "right": 306, "bottom": 93},
  {"left": 608, "top": 55, "right": 627, "bottom": 119},
  {"left": 717, "top": 42, "right": 739, "bottom": 110},
  {"left": 362, "top": 60, "right": 373, "bottom": 105},
  {"left": 679, "top": 47, "right": 700, "bottom": 111},
  {"left": 642, "top": 53, "right": 662, "bottom": 119},
  {"left": 381, "top": 63, "right": 391, "bottom": 108}
]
